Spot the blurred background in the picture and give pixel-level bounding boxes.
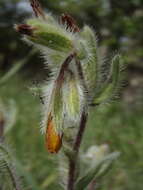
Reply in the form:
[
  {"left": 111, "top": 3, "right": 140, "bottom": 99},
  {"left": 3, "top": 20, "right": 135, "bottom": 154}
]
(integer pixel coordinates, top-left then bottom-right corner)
[{"left": 0, "top": 0, "right": 143, "bottom": 189}]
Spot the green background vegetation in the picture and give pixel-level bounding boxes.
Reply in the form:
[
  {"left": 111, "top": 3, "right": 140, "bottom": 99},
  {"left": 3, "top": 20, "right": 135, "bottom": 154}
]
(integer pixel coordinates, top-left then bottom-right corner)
[{"left": 0, "top": 0, "right": 143, "bottom": 189}]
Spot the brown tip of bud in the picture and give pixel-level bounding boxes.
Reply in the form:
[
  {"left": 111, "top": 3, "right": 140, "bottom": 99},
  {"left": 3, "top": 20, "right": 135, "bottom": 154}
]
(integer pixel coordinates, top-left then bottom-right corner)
[
  {"left": 15, "top": 24, "right": 35, "bottom": 36},
  {"left": 30, "top": 0, "right": 45, "bottom": 19},
  {"left": 60, "top": 13, "right": 80, "bottom": 33}
]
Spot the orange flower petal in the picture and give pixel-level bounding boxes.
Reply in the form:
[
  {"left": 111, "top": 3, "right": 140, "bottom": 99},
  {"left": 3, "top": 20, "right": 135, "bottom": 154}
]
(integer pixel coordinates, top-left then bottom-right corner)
[{"left": 45, "top": 114, "right": 62, "bottom": 153}]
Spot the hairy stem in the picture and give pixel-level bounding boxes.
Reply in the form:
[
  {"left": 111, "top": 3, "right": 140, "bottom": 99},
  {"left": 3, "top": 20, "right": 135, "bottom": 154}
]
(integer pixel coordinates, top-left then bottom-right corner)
[
  {"left": 67, "top": 57, "right": 88, "bottom": 190},
  {"left": 73, "top": 110, "right": 88, "bottom": 152},
  {"left": 67, "top": 110, "right": 88, "bottom": 190}
]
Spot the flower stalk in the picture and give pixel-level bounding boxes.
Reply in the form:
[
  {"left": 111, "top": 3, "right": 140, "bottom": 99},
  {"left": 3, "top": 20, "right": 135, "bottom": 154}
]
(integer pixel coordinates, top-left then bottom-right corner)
[
  {"left": 15, "top": 0, "right": 124, "bottom": 189},
  {"left": 68, "top": 110, "right": 88, "bottom": 190}
]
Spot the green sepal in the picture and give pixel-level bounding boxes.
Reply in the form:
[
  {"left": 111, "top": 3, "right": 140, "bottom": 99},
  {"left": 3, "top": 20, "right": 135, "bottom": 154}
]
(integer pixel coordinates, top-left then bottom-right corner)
[
  {"left": 52, "top": 85, "right": 63, "bottom": 134},
  {"left": 80, "top": 26, "right": 99, "bottom": 92},
  {"left": 26, "top": 18, "right": 73, "bottom": 52},
  {"left": 63, "top": 75, "right": 82, "bottom": 122},
  {"left": 93, "top": 55, "right": 123, "bottom": 104}
]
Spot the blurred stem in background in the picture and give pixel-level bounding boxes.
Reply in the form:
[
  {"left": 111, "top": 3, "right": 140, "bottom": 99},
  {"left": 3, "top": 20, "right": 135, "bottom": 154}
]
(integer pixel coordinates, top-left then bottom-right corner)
[{"left": 0, "top": 49, "right": 36, "bottom": 86}]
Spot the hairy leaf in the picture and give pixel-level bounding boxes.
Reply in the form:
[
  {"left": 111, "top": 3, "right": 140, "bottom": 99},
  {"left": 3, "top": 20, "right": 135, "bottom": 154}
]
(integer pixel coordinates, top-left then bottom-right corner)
[
  {"left": 93, "top": 55, "right": 124, "bottom": 104},
  {"left": 0, "top": 143, "right": 23, "bottom": 190},
  {"left": 26, "top": 18, "right": 73, "bottom": 52},
  {"left": 80, "top": 26, "right": 99, "bottom": 94},
  {"left": 75, "top": 152, "right": 120, "bottom": 190}
]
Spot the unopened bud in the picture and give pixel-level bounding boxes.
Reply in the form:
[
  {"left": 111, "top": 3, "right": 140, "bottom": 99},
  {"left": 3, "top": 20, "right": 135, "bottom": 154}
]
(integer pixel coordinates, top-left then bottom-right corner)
[{"left": 22, "top": 18, "right": 74, "bottom": 53}]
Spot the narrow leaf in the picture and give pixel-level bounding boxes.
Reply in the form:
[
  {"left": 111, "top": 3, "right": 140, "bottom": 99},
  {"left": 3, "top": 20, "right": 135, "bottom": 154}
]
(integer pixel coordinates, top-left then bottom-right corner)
[
  {"left": 80, "top": 26, "right": 99, "bottom": 94},
  {"left": 0, "top": 143, "right": 23, "bottom": 190},
  {"left": 75, "top": 152, "right": 120, "bottom": 190},
  {"left": 0, "top": 50, "right": 36, "bottom": 86},
  {"left": 93, "top": 55, "right": 123, "bottom": 104}
]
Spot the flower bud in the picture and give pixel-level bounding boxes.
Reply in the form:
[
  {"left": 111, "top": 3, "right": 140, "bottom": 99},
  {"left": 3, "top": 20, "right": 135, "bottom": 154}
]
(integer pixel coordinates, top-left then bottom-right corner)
[
  {"left": 63, "top": 75, "right": 84, "bottom": 123},
  {"left": 24, "top": 18, "right": 74, "bottom": 53}
]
